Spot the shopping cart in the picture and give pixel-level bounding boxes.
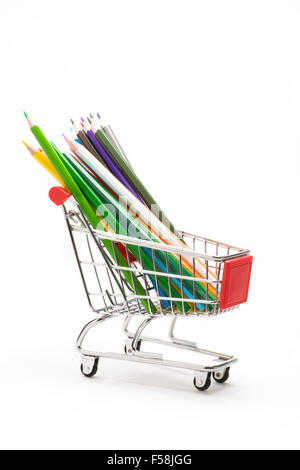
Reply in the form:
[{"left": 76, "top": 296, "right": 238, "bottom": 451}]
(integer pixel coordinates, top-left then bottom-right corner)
[{"left": 49, "top": 186, "right": 252, "bottom": 391}]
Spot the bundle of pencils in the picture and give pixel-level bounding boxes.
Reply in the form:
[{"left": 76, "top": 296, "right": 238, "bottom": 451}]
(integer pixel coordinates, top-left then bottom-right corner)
[{"left": 23, "top": 112, "right": 218, "bottom": 314}]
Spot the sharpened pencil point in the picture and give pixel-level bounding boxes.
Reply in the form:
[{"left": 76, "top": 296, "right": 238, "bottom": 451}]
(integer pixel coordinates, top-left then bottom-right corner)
[
  {"left": 24, "top": 112, "right": 34, "bottom": 128},
  {"left": 22, "top": 141, "right": 35, "bottom": 155},
  {"left": 62, "top": 133, "right": 77, "bottom": 153},
  {"left": 62, "top": 134, "right": 70, "bottom": 145}
]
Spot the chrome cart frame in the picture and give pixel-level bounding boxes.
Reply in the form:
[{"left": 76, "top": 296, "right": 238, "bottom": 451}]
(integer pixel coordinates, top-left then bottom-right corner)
[{"left": 51, "top": 192, "right": 251, "bottom": 391}]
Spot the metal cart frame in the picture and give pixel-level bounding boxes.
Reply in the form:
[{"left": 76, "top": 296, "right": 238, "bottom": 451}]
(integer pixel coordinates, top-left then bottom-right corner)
[{"left": 50, "top": 188, "right": 252, "bottom": 391}]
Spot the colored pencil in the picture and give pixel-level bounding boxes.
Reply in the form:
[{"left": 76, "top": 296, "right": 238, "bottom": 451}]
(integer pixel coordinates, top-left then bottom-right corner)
[
  {"left": 23, "top": 142, "right": 65, "bottom": 187},
  {"left": 103, "top": 124, "right": 132, "bottom": 168}
]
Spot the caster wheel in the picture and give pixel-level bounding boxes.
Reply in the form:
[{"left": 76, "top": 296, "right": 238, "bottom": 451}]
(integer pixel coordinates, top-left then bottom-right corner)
[
  {"left": 124, "top": 340, "right": 142, "bottom": 354},
  {"left": 193, "top": 373, "right": 211, "bottom": 391},
  {"left": 213, "top": 367, "right": 230, "bottom": 383},
  {"left": 80, "top": 357, "right": 99, "bottom": 377}
]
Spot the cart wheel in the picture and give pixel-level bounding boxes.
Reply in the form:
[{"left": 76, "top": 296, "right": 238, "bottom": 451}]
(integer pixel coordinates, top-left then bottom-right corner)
[
  {"left": 80, "top": 357, "right": 99, "bottom": 377},
  {"left": 213, "top": 367, "right": 230, "bottom": 384},
  {"left": 124, "top": 340, "right": 142, "bottom": 354},
  {"left": 193, "top": 373, "right": 211, "bottom": 391}
]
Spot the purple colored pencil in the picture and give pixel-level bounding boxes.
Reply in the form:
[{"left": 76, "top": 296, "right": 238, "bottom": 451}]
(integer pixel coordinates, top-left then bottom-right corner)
[{"left": 86, "top": 129, "right": 144, "bottom": 203}]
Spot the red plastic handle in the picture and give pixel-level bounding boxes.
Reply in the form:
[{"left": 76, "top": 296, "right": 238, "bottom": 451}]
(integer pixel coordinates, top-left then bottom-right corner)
[
  {"left": 49, "top": 186, "right": 71, "bottom": 206},
  {"left": 219, "top": 255, "right": 253, "bottom": 310}
]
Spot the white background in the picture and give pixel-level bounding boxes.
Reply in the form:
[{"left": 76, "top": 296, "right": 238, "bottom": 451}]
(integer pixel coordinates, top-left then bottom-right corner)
[{"left": 0, "top": 0, "right": 299, "bottom": 450}]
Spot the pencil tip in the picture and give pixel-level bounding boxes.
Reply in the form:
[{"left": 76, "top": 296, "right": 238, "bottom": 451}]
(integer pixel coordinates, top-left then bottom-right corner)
[
  {"left": 24, "top": 112, "right": 34, "bottom": 128},
  {"left": 22, "top": 141, "right": 35, "bottom": 155},
  {"left": 62, "top": 133, "right": 70, "bottom": 144}
]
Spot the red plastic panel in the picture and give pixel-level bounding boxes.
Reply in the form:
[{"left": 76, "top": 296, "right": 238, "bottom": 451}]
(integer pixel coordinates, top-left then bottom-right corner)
[
  {"left": 219, "top": 255, "right": 253, "bottom": 310},
  {"left": 115, "top": 242, "right": 137, "bottom": 263},
  {"left": 49, "top": 186, "right": 71, "bottom": 206}
]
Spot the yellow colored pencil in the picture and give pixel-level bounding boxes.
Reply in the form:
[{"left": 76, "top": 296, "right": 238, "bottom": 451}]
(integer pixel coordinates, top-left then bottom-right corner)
[{"left": 23, "top": 141, "right": 66, "bottom": 187}]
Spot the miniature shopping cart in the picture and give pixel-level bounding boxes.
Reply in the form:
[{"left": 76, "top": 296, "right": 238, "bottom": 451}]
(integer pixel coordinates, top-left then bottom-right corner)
[{"left": 49, "top": 186, "right": 252, "bottom": 391}]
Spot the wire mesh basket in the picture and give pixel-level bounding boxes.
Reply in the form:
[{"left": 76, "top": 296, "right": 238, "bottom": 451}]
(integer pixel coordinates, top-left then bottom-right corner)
[{"left": 62, "top": 197, "right": 251, "bottom": 317}]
